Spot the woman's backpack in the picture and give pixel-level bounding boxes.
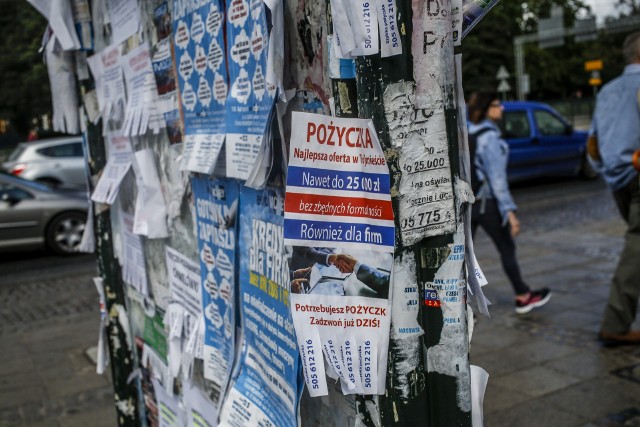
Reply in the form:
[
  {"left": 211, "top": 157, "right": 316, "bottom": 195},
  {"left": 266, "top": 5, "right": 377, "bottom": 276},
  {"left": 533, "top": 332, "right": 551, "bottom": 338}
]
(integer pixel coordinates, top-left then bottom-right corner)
[{"left": 468, "top": 127, "right": 492, "bottom": 193}]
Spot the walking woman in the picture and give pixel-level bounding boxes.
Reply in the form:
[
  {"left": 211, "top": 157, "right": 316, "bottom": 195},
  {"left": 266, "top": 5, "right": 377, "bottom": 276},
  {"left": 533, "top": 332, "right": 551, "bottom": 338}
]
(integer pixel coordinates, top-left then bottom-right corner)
[{"left": 467, "top": 92, "right": 551, "bottom": 314}]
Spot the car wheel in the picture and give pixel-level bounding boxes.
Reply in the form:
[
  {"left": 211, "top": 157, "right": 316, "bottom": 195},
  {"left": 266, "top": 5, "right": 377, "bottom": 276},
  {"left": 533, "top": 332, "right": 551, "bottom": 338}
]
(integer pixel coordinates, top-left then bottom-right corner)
[
  {"left": 45, "top": 211, "right": 87, "bottom": 255},
  {"left": 580, "top": 154, "right": 598, "bottom": 179}
]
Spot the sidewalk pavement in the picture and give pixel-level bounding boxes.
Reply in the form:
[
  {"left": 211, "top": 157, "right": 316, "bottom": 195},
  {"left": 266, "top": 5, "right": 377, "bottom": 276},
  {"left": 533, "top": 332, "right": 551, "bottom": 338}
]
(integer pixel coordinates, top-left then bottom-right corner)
[
  {"left": 472, "top": 207, "right": 640, "bottom": 426},
  {"left": 0, "top": 261, "right": 115, "bottom": 427}
]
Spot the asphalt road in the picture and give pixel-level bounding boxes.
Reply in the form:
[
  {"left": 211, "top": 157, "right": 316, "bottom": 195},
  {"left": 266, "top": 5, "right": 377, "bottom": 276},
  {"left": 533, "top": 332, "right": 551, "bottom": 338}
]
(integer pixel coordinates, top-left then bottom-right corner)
[
  {"left": 0, "top": 251, "right": 96, "bottom": 336},
  {"left": 511, "top": 176, "right": 618, "bottom": 232}
]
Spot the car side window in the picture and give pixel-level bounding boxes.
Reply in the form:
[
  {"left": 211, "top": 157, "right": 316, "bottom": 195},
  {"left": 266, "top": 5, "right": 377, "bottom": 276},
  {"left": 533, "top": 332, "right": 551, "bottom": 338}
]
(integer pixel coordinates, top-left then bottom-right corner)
[
  {"left": 502, "top": 111, "right": 530, "bottom": 138},
  {"left": 72, "top": 142, "right": 84, "bottom": 157},
  {"left": 534, "top": 110, "right": 567, "bottom": 136},
  {"left": 37, "top": 142, "right": 82, "bottom": 158},
  {"left": 0, "top": 183, "right": 32, "bottom": 202}
]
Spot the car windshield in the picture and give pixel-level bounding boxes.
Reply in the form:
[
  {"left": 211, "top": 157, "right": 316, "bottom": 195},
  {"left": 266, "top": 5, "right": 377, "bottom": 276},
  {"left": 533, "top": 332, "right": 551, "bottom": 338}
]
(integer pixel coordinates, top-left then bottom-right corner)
[
  {"left": 0, "top": 172, "right": 56, "bottom": 193},
  {"left": 8, "top": 145, "right": 27, "bottom": 161}
]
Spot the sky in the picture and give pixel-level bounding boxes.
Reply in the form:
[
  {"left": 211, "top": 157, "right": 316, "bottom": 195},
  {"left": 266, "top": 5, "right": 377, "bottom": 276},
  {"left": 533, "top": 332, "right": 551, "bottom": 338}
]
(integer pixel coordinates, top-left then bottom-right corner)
[{"left": 583, "top": 0, "right": 621, "bottom": 24}]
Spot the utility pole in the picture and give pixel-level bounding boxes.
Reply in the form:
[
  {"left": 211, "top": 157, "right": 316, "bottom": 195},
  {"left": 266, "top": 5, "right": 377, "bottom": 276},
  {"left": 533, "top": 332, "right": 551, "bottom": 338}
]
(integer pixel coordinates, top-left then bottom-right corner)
[
  {"left": 78, "top": 77, "right": 140, "bottom": 425},
  {"left": 329, "top": 0, "right": 472, "bottom": 425}
]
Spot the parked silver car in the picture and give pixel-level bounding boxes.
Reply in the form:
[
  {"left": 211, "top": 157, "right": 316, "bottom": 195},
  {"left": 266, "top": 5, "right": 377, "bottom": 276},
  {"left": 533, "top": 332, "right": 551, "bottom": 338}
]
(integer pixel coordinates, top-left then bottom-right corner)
[
  {"left": 2, "top": 137, "right": 87, "bottom": 188},
  {"left": 0, "top": 172, "right": 88, "bottom": 254}
]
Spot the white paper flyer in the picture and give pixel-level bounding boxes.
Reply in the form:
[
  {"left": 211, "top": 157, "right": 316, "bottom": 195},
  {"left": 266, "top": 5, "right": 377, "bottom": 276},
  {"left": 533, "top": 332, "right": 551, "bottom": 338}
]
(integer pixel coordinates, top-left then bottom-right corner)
[
  {"left": 121, "top": 42, "right": 165, "bottom": 136},
  {"left": 132, "top": 148, "right": 169, "bottom": 238},
  {"left": 284, "top": 112, "right": 394, "bottom": 396},
  {"left": 87, "top": 44, "right": 127, "bottom": 127},
  {"left": 383, "top": 81, "right": 456, "bottom": 245},
  {"left": 120, "top": 211, "right": 149, "bottom": 296},
  {"left": 106, "top": 0, "right": 141, "bottom": 46},
  {"left": 91, "top": 131, "right": 133, "bottom": 205},
  {"left": 164, "top": 246, "right": 203, "bottom": 381}
]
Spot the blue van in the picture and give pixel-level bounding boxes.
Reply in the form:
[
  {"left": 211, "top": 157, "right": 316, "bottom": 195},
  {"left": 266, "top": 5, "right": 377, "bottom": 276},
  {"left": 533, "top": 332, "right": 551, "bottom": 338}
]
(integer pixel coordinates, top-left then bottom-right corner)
[{"left": 499, "top": 101, "right": 595, "bottom": 181}]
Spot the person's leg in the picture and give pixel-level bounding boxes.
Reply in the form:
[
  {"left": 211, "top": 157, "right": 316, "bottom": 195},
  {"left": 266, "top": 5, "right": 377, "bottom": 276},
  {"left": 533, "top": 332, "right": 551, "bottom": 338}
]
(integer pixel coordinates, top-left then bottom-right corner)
[
  {"left": 601, "top": 178, "right": 640, "bottom": 335},
  {"left": 477, "top": 200, "right": 530, "bottom": 296},
  {"left": 612, "top": 180, "right": 633, "bottom": 223}
]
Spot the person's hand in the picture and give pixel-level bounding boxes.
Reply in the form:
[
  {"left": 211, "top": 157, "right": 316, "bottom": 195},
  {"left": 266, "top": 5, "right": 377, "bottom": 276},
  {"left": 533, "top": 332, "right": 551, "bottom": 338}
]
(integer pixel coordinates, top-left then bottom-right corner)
[
  {"left": 586, "top": 134, "right": 601, "bottom": 161},
  {"left": 338, "top": 254, "right": 357, "bottom": 272},
  {"left": 507, "top": 211, "right": 520, "bottom": 237},
  {"left": 292, "top": 266, "right": 312, "bottom": 279},
  {"left": 328, "top": 254, "right": 357, "bottom": 273},
  {"left": 291, "top": 278, "right": 309, "bottom": 294}
]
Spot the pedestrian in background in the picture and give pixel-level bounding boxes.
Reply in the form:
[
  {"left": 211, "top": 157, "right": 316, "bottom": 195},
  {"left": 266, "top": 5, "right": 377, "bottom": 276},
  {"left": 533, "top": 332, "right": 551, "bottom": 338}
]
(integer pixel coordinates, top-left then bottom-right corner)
[
  {"left": 467, "top": 92, "right": 551, "bottom": 314},
  {"left": 27, "top": 128, "right": 38, "bottom": 141},
  {"left": 588, "top": 31, "right": 640, "bottom": 346}
]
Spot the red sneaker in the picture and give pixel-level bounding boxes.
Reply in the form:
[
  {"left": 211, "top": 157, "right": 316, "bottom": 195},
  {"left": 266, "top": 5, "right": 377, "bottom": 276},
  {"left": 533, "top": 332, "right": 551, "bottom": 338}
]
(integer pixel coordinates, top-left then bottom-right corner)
[{"left": 515, "top": 288, "right": 551, "bottom": 314}]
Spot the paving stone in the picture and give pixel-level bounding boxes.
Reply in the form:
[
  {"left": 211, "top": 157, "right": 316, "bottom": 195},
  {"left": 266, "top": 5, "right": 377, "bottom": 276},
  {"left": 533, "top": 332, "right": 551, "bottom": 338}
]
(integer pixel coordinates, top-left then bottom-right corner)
[
  {"left": 24, "top": 318, "right": 98, "bottom": 350},
  {"left": 55, "top": 404, "right": 116, "bottom": 427},
  {"left": 42, "top": 369, "right": 109, "bottom": 399},
  {"left": 471, "top": 323, "right": 533, "bottom": 350},
  {"left": 471, "top": 350, "right": 532, "bottom": 377},
  {"left": 18, "top": 386, "right": 115, "bottom": 425},
  {"left": 581, "top": 407, "right": 640, "bottom": 427},
  {"left": 500, "top": 338, "right": 579, "bottom": 364},
  {"left": 503, "top": 317, "right": 603, "bottom": 350},
  {"left": 519, "top": 253, "right": 593, "bottom": 277},
  {"left": 0, "top": 352, "right": 35, "bottom": 377},
  {"left": 544, "top": 349, "right": 640, "bottom": 381},
  {"left": 469, "top": 341, "right": 493, "bottom": 358},
  {"left": 492, "top": 365, "right": 582, "bottom": 398},
  {"left": 18, "top": 421, "right": 59, "bottom": 427},
  {"left": 482, "top": 383, "right": 531, "bottom": 414},
  {"left": 545, "top": 290, "right": 606, "bottom": 312},
  {"left": 609, "top": 344, "right": 640, "bottom": 360},
  {"left": 544, "top": 309, "right": 603, "bottom": 333},
  {"left": 582, "top": 283, "right": 617, "bottom": 300},
  {"left": 0, "top": 371, "right": 47, "bottom": 410},
  {"left": 0, "top": 406, "right": 23, "bottom": 427},
  {"left": 610, "top": 362, "right": 640, "bottom": 385},
  {"left": 538, "top": 377, "right": 640, "bottom": 422},
  {"left": 484, "top": 397, "right": 586, "bottom": 427}
]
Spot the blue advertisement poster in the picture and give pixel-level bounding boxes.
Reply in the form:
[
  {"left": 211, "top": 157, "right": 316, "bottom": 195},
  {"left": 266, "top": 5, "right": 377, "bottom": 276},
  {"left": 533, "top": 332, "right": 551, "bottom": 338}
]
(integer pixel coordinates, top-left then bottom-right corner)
[
  {"left": 218, "top": 187, "right": 302, "bottom": 427},
  {"left": 192, "top": 176, "right": 239, "bottom": 410},
  {"left": 224, "top": 0, "right": 276, "bottom": 179},
  {"left": 173, "top": 0, "right": 228, "bottom": 173}
]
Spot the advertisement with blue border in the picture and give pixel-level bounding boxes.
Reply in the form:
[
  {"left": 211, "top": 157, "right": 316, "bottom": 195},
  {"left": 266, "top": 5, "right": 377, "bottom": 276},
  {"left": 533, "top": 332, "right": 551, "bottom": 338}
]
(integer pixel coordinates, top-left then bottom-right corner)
[
  {"left": 283, "top": 112, "right": 394, "bottom": 397},
  {"left": 224, "top": 0, "right": 276, "bottom": 179},
  {"left": 192, "top": 176, "right": 239, "bottom": 410},
  {"left": 173, "top": 0, "right": 228, "bottom": 173},
  {"left": 219, "top": 187, "right": 302, "bottom": 427}
]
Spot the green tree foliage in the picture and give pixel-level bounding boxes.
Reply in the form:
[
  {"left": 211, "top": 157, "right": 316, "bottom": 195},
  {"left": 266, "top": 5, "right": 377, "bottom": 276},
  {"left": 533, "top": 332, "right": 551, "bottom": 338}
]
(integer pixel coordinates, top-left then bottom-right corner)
[
  {"left": 460, "top": 1, "right": 524, "bottom": 97},
  {"left": 0, "top": 0, "right": 50, "bottom": 138},
  {"left": 459, "top": 0, "right": 638, "bottom": 100}
]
